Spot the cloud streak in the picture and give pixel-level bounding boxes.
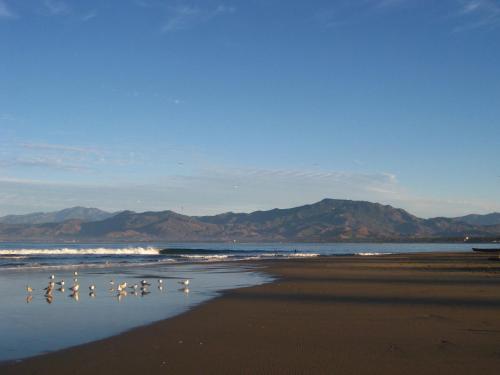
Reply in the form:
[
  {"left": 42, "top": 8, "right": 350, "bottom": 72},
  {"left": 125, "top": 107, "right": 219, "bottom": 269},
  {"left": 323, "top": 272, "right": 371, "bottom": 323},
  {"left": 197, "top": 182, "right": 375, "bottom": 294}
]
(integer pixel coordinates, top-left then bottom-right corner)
[
  {"left": 0, "top": 166, "right": 499, "bottom": 217},
  {"left": 162, "top": 4, "right": 235, "bottom": 32},
  {"left": 454, "top": 0, "right": 500, "bottom": 31},
  {"left": 43, "top": 0, "right": 70, "bottom": 16},
  {"left": 20, "top": 142, "right": 100, "bottom": 155},
  {"left": 0, "top": 0, "right": 15, "bottom": 19}
]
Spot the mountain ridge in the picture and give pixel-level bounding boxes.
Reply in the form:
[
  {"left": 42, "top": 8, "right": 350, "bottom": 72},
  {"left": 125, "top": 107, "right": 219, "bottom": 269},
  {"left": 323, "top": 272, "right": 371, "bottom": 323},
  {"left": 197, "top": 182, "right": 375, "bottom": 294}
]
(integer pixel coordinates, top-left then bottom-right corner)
[
  {"left": 0, "top": 206, "right": 117, "bottom": 225},
  {"left": 0, "top": 199, "right": 499, "bottom": 242},
  {"left": 453, "top": 212, "right": 500, "bottom": 226}
]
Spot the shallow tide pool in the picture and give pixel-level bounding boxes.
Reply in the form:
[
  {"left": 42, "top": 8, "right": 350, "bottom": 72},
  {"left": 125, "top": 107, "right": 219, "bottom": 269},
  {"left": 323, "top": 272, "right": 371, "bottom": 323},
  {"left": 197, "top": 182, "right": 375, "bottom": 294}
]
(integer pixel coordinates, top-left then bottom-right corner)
[{"left": 0, "top": 262, "right": 272, "bottom": 362}]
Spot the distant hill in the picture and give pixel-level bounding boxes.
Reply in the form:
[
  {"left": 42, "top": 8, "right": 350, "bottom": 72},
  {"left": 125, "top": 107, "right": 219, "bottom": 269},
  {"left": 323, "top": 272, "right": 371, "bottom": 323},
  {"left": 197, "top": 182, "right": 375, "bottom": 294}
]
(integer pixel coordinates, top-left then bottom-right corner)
[
  {"left": 0, "top": 199, "right": 499, "bottom": 242},
  {"left": 0, "top": 207, "right": 116, "bottom": 225},
  {"left": 453, "top": 213, "right": 500, "bottom": 226}
]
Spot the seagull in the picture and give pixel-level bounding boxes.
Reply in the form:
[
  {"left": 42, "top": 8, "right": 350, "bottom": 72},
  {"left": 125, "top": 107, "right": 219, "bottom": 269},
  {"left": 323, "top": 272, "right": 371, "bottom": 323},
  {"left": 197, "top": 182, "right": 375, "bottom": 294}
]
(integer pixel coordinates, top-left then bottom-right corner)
[
  {"left": 110, "top": 279, "right": 115, "bottom": 286},
  {"left": 56, "top": 280, "right": 65, "bottom": 286},
  {"left": 89, "top": 291, "right": 96, "bottom": 298},
  {"left": 74, "top": 271, "right": 78, "bottom": 277},
  {"left": 44, "top": 282, "right": 55, "bottom": 292},
  {"left": 70, "top": 284, "right": 80, "bottom": 293},
  {"left": 49, "top": 274, "right": 55, "bottom": 280},
  {"left": 129, "top": 284, "right": 139, "bottom": 290},
  {"left": 117, "top": 282, "right": 127, "bottom": 292},
  {"left": 58, "top": 287, "right": 65, "bottom": 293},
  {"left": 141, "top": 280, "right": 151, "bottom": 287},
  {"left": 73, "top": 278, "right": 78, "bottom": 283},
  {"left": 70, "top": 292, "right": 80, "bottom": 301},
  {"left": 89, "top": 284, "right": 96, "bottom": 291},
  {"left": 158, "top": 279, "right": 163, "bottom": 285},
  {"left": 181, "top": 287, "right": 190, "bottom": 294},
  {"left": 26, "top": 285, "right": 33, "bottom": 294},
  {"left": 178, "top": 279, "right": 190, "bottom": 286}
]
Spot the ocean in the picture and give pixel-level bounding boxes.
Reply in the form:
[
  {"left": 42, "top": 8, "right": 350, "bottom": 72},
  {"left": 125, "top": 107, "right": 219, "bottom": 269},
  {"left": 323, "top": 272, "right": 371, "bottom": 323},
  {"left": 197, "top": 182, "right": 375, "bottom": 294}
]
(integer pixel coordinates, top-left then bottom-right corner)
[{"left": 0, "top": 241, "right": 495, "bottom": 270}]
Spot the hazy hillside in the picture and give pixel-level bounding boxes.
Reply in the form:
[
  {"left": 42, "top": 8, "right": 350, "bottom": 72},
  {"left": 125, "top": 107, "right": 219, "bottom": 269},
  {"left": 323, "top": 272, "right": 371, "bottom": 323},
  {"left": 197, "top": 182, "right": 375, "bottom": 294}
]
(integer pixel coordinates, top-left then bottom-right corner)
[
  {"left": 0, "top": 199, "right": 499, "bottom": 242},
  {"left": 453, "top": 213, "right": 500, "bottom": 226},
  {"left": 0, "top": 207, "right": 116, "bottom": 225}
]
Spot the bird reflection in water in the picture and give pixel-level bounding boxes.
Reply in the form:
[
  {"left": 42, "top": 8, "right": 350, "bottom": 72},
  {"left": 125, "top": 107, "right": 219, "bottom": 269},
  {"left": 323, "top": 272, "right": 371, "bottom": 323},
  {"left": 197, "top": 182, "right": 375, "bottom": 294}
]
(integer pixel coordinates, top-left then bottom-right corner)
[
  {"left": 117, "top": 290, "right": 127, "bottom": 302},
  {"left": 70, "top": 291, "right": 80, "bottom": 302}
]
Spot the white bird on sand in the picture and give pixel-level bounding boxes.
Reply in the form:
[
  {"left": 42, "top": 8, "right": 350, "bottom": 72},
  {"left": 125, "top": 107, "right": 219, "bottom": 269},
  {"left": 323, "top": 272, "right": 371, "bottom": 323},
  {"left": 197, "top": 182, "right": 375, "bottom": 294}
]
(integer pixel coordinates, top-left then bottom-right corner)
[{"left": 178, "top": 279, "right": 190, "bottom": 286}]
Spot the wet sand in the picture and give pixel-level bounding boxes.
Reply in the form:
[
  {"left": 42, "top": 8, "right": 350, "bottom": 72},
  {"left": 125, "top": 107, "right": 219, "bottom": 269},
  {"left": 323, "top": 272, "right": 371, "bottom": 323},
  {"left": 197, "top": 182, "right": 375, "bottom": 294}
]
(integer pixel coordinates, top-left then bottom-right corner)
[{"left": 3, "top": 252, "right": 500, "bottom": 374}]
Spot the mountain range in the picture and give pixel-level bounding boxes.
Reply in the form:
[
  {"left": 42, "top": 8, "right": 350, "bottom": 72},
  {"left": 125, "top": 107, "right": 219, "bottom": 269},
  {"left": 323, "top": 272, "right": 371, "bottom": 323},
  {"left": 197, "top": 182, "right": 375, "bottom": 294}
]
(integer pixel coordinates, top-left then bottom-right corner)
[{"left": 0, "top": 199, "right": 499, "bottom": 242}]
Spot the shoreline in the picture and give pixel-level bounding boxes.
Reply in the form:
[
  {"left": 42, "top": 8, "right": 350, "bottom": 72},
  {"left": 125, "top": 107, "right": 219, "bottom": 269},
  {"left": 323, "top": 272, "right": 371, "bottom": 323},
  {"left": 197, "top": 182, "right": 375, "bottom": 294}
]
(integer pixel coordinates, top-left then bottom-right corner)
[{"left": 3, "top": 252, "right": 500, "bottom": 374}]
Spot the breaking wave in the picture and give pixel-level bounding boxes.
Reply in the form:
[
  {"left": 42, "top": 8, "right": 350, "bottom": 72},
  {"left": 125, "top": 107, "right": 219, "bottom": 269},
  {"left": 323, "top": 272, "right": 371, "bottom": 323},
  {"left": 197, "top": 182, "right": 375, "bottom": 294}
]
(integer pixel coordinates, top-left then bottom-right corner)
[{"left": 0, "top": 247, "right": 160, "bottom": 256}]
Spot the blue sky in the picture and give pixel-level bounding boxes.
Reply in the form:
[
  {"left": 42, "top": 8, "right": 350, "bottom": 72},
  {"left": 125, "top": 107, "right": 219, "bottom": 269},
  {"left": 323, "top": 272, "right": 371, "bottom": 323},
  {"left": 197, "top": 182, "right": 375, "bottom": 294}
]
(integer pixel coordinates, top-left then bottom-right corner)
[{"left": 0, "top": 0, "right": 499, "bottom": 217}]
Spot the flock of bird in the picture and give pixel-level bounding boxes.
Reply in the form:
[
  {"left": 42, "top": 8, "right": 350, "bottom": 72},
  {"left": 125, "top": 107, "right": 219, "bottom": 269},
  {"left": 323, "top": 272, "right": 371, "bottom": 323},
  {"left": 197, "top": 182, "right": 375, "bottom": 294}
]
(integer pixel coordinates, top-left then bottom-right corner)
[{"left": 25, "top": 271, "right": 191, "bottom": 304}]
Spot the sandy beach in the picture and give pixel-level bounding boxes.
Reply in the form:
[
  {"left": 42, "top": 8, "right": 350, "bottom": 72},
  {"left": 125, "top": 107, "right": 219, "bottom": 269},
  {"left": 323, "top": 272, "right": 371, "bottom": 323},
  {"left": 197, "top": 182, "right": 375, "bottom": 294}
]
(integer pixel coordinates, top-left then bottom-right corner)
[{"left": 3, "top": 251, "right": 500, "bottom": 375}]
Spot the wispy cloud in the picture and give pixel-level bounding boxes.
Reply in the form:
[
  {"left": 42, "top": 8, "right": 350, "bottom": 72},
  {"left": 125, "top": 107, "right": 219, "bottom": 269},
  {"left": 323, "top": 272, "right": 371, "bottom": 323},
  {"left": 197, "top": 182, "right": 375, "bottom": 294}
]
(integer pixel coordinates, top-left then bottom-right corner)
[
  {"left": 0, "top": 166, "right": 499, "bottom": 217},
  {"left": 162, "top": 4, "right": 235, "bottom": 32},
  {"left": 0, "top": 156, "right": 91, "bottom": 171},
  {"left": 454, "top": 0, "right": 500, "bottom": 31},
  {"left": 0, "top": 0, "right": 15, "bottom": 19},
  {"left": 43, "top": 0, "right": 70, "bottom": 16},
  {"left": 313, "top": 0, "right": 409, "bottom": 29},
  {"left": 81, "top": 11, "right": 97, "bottom": 22},
  {"left": 20, "top": 142, "right": 100, "bottom": 155}
]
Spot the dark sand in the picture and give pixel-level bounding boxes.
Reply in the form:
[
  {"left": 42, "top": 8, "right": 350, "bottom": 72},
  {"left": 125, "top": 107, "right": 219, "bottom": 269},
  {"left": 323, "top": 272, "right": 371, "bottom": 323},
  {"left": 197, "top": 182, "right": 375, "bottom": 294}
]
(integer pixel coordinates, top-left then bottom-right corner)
[{"left": 3, "top": 252, "right": 500, "bottom": 374}]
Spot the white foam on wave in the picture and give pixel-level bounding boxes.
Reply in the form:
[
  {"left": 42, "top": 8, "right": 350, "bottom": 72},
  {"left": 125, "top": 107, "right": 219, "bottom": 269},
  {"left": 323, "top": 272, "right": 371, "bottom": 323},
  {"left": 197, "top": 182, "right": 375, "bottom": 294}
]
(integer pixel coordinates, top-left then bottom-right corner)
[
  {"left": 179, "top": 254, "right": 230, "bottom": 261},
  {"left": 247, "top": 252, "right": 320, "bottom": 259},
  {"left": 356, "top": 252, "right": 390, "bottom": 256},
  {"left": 0, "top": 247, "right": 160, "bottom": 256}
]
